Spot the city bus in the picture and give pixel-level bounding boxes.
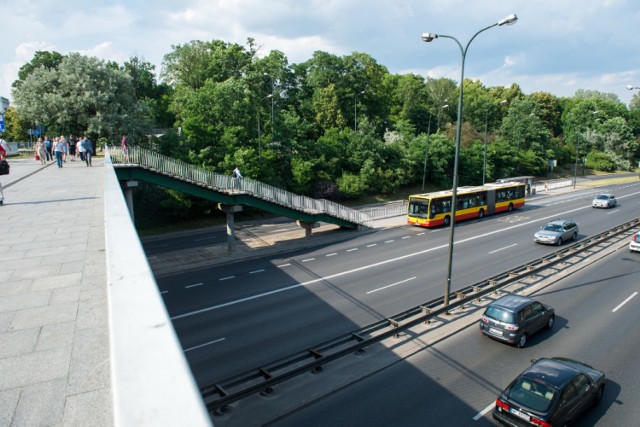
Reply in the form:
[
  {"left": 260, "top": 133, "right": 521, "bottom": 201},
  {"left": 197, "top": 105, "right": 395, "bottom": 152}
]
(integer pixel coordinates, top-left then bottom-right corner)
[{"left": 407, "top": 181, "right": 526, "bottom": 227}]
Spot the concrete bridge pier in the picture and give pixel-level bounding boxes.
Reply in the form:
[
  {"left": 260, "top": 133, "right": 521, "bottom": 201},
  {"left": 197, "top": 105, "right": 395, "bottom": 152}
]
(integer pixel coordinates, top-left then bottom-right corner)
[
  {"left": 121, "top": 180, "right": 138, "bottom": 220},
  {"left": 218, "top": 203, "right": 243, "bottom": 251},
  {"left": 296, "top": 220, "right": 317, "bottom": 239}
]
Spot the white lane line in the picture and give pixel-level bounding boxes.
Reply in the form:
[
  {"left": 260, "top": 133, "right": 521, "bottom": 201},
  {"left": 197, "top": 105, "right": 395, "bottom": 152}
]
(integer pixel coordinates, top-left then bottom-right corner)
[
  {"left": 160, "top": 290, "right": 169, "bottom": 294},
  {"left": 384, "top": 240, "right": 394, "bottom": 243},
  {"left": 607, "top": 209, "right": 620, "bottom": 215},
  {"left": 185, "top": 282, "right": 204, "bottom": 289},
  {"left": 278, "top": 263, "right": 291, "bottom": 268},
  {"left": 302, "top": 258, "right": 315, "bottom": 263},
  {"left": 326, "top": 253, "right": 338, "bottom": 257},
  {"left": 347, "top": 248, "right": 358, "bottom": 252},
  {"left": 417, "top": 232, "right": 426, "bottom": 236},
  {"left": 184, "top": 337, "right": 226, "bottom": 352},
  {"left": 194, "top": 236, "right": 217, "bottom": 241},
  {"left": 367, "top": 277, "right": 416, "bottom": 294},
  {"left": 366, "top": 244, "right": 377, "bottom": 248},
  {"left": 249, "top": 269, "right": 265, "bottom": 274},
  {"left": 219, "top": 276, "right": 235, "bottom": 281},
  {"left": 171, "top": 197, "right": 640, "bottom": 321},
  {"left": 402, "top": 236, "right": 411, "bottom": 239},
  {"left": 489, "top": 243, "right": 518, "bottom": 254},
  {"left": 473, "top": 402, "right": 495, "bottom": 420},
  {"left": 612, "top": 292, "right": 638, "bottom": 313}
]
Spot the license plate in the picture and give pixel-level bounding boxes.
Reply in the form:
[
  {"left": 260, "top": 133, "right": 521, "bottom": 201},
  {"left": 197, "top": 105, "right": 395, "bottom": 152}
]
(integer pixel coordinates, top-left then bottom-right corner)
[
  {"left": 489, "top": 328, "right": 503, "bottom": 336},
  {"left": 510, "top": 408, "right": 531, "bottom": 421}
]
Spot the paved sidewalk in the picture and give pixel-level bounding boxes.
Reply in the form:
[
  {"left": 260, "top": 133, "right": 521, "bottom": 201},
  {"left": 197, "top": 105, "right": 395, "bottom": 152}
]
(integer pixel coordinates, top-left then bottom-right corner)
[{"left": 0, "top": 157, "right": 111, "bottom": 426}]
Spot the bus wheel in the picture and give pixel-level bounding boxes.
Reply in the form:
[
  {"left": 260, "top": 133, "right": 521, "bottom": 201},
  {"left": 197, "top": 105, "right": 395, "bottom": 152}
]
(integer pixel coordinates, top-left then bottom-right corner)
[
  {"left": 443, "top": 216, "right": 451, "bottom": 227},
  {"left": 478, "top": 209, "right": 485, "bottom": 218},
  {"left": 507, "top": 203, "right": 514, "bottom": 212}
]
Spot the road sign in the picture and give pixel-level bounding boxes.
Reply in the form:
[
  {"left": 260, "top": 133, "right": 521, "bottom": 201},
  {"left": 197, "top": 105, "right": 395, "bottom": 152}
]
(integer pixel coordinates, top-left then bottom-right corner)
[{"left": 0, "top": 113, "right": 4, "bottom": 132}]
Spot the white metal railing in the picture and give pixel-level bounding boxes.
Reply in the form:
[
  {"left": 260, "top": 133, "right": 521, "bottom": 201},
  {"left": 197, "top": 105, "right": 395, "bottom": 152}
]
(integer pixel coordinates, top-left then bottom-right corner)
[{"left": 108, "top": 146, "right": 373, "bottom": 227}]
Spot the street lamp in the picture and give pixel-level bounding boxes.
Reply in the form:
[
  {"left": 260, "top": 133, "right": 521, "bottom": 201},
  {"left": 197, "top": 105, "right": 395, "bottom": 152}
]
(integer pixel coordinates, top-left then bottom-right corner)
[
  {"left": 421, "top": 13, "right": 517, "bottom": 308},
  {"left": 437, "top": 103, "right": 449, "bottom": 132},
  {"left": 257, "top": 94, "right": 272, "bottom": 169},
  {"left": 354, "top": 91, "right": 365, "bottom": 131},
  {"left": 483, "top": 99, "right": 507, "bottom": 184},
  {"left": 422, "top": 113, "right": 433, "bottom": 192},
  {"left": 627, "top": 85, "right": 640, "bottom": 90}
]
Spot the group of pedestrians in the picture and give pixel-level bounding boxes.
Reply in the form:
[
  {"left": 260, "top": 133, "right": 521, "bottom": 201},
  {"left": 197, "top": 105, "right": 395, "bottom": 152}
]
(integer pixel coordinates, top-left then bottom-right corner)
[{"left": 34, "top": 135, "right": 93, "bottom": 167}]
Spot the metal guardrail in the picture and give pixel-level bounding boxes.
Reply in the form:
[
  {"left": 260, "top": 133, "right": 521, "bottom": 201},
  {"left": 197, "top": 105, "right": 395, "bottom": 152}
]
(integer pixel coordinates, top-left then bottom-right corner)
[
  {"left": 200, "top": 218, "right": 639, "bottom": 413},
  {"left": 108, "top": 146, "right": 372, "bottom": 228}
]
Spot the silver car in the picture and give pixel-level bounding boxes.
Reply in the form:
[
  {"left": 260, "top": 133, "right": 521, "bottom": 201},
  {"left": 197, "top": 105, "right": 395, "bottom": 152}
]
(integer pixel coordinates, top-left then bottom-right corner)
[
  {"left": 534, "top": 219, "right": 579, "bottom": 246},
  {"left": 592, "top": 193, "right": 616, "bottom": 208}
]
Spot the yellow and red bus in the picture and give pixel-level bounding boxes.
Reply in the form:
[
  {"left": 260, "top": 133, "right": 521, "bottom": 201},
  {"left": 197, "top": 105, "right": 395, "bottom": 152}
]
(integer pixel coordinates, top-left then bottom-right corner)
[{"left": 407, "top": 182, "right": 526, "bottom": 227}]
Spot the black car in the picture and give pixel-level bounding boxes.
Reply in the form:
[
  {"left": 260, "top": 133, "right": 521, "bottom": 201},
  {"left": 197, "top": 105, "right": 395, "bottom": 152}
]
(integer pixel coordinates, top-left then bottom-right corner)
[
  {"left": 480, "top": 294, "right": 554, "bottom": 348},
  {"left": 494, "top": 357, "right": 606, "bottom": 427}
]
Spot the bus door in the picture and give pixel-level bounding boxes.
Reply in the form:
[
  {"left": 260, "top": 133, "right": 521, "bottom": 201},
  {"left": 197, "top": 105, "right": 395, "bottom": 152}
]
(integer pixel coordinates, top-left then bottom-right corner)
[{"left": 486, "top": 189, "right": 496, "bottom": 215}]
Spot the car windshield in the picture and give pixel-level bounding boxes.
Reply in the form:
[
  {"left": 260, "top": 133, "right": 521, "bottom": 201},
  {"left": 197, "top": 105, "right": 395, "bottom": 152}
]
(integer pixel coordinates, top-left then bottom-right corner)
[
  {"left": 543, "top": 224, "right": 562, "bottom": 232},
  {"left": 595, "top": 195, "right": 609, "bottom": 200},
  {"left": 507, "top": 377, "right": 556, "bottom": 412},
  {"left": 484, "top": 306, "right": 515, "bottom": 324}
]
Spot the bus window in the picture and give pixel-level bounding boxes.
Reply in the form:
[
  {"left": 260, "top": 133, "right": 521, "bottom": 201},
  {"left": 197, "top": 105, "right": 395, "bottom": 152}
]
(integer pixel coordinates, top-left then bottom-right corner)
[{"left": 408, "top": 200, "right": 429, "bottom": 217}]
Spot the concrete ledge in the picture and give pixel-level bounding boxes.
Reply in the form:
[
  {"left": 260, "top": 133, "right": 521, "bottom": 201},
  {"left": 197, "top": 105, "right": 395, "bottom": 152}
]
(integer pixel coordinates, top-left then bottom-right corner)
[{"left": 104, "top": 153, "right": 211, "bottom": 426}]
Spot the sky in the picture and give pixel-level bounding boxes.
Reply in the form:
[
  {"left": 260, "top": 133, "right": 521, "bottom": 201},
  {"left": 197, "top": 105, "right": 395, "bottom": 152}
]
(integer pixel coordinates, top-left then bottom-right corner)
[{"left": 2, "top": 0, "right": 640, "bottom": 106}]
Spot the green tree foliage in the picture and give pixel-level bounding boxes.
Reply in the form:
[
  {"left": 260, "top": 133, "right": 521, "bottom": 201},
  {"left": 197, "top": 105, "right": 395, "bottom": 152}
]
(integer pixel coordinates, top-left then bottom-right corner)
[
  {"left": 1, "top": 106, "right": 28, "bottom": 141},
  {"left": 12, "top": 50, "right": 64, "bottom": 90}
]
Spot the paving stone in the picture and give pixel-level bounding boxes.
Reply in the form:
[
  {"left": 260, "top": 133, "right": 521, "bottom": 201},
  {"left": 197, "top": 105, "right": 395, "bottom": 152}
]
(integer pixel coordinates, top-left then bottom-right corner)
[
  {"left": 0, "top": 348, "right": 71, "bottom": 390},
  {"left": 9, "top": 301, "right": 78, "bottom": 331},
  {"left": 0, "top": 312, "right": 15, "bottom": 333},
  {"left": 0, "top": 279, "right": 31, "bottom": 297},
  {"left": 50, "top": 285, "right": 82, "bottom": 305},
  {"left": 31, "top": 272, "right": 82, "bottom": 291},
  {"left": 36, "top": 322, "right": 76, "bottom": 351},
  {"left": 11, "top": 378, "right": 66, "bottom": 427},
  {"left": 67, "top": 327, "right": 110, "bottom": 396},
  {"left": 11, "top": 264, "right": 62, "bottom": 281},
  {"left": 63, "top": 388, "right": 112, "bottom": 427},
  {"left": 0, "top": 327, "right": 38, "bottom": 358},
  {"left": 0, "top": 290, "right": 51, "bottom": 314},
  {"left": 0, "top": 388, "right": 20, "bottom": 427}
]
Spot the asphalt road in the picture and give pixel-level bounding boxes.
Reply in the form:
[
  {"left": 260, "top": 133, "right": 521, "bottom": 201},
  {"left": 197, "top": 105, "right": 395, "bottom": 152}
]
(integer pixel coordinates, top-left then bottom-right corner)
[
  {"left": 156, "top": 181, "right": 640, "bottom": 389},
  {"left": 265, "top": 241, "right": 640, "bottom": 427}
]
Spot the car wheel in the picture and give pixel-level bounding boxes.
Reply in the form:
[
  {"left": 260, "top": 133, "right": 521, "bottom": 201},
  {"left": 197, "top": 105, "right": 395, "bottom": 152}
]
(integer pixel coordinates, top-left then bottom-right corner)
[
  {"left": 508, "top": 203, "right": 514, "bottom": 212},
  {"left": 546, "top": 315, "right": 555, "bottom": 330},
  {"left": 478, "top": 209, "right": 485, "bottom": 218},
  {"left": 516, "top": 334, "right": 527, "bottom": 348},
  {"left": 443, "top": 216, "right": 451, "bottom": 227},
  {"left": 556, "top": 237, "right": 563, "bottom": 246},
  {"left": 572, "top": 232, "right": 578, "bottom": 241}
]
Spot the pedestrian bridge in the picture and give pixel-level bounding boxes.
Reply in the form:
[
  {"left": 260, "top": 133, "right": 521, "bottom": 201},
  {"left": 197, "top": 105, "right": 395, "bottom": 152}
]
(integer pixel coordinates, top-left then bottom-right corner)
[{"left": 108, "top": 147, "right": 371, "bottom": 235}]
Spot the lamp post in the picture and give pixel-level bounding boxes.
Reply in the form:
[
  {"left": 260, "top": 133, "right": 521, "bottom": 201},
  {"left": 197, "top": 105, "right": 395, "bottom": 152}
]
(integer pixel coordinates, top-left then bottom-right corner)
[
  {"left": 421, "top": 114, "right": 432, "bottom": 192},
  {"left": 257, "top": 94, "right": 273, "bottom": 169},
  {"left": 437, "top": 103, "right": 449, "bottom": 132},
  {"left": 354, "top": 90, "right": 365, "bottom": 131},
  {"left": 483, "top": 99, "right": 507, "bottom": 184},
  {"left": 627, "top": 85, "right": 640, "bottom": 90},
  {"left": 421, "top": 13, "right": 517, "bottom": 308}
]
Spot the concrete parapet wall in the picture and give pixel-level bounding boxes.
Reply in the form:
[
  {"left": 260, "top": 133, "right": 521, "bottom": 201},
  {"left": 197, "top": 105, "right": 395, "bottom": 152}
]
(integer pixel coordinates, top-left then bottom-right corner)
[{"left": 103, "top": 153, "right": 211, "bottom": 426}]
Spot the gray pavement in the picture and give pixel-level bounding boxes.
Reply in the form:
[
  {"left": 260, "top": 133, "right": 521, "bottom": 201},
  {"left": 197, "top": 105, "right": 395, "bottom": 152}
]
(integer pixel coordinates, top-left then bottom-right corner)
[{"left": 0, "top": 156, "right": 111, "bottom": 426}]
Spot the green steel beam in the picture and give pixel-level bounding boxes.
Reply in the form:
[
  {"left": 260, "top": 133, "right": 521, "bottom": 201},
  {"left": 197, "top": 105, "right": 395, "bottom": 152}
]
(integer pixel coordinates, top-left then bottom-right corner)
[{"left": 114, "top": 166, "right": 360, "bottom": 229}]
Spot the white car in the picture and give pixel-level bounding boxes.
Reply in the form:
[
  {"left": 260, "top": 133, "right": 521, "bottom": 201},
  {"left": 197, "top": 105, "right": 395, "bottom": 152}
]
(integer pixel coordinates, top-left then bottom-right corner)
[
  {"left": 631, "top": 232, "right": 640, "bottom": 252},
  {"left": 592, "top": 193, "right": 617, "bottom": 208}
]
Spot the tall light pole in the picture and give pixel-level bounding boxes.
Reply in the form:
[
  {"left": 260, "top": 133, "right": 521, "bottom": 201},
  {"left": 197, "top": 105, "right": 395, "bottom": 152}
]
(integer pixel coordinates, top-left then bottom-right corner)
[
  {"left": 627, "top": 85, "right": 640, "bottom": 90},
  {"left": 354, "top": 90, "right": 365, "bottom": 131},
  {"left": 421, "top": 13, "right": 517, "bottom": 308},
  {"left": 483, "top": 99, "right": 507, "bottom": 184},
  {"left": 437, "top": 103, "right": 449, "bottom": 132},
  {"left": 257, "top": 94, "right": 272, "bottom": 170}
]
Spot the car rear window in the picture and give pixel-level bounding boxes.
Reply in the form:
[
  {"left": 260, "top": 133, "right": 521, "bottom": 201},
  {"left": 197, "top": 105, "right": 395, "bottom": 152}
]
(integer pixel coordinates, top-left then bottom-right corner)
[
  {"left": 485, "top": 306, "right": 515, "bottom": 324},
  {"left": 507, "top": 377, "right": 556, "bottom": 412}
]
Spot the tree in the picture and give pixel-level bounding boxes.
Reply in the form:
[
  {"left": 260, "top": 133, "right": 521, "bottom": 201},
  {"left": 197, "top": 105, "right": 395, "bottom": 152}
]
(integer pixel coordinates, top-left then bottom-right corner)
[
  {"left": 1, "top": 106, "right": 28, "bottom": 142},
  {"left": 12, "top": 51, "right": 64, "bottom": 90}
]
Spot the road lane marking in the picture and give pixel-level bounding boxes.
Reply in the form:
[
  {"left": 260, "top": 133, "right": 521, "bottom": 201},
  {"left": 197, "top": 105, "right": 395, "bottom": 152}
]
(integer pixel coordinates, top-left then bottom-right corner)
[
  {"left": 417, "top": 232, "right": 426, "bottom": 236},
  {"left": 366, "top": 244, "right": 377, "bottom": 248},
  {"left": 219, "top": 276, "right": 235, "bottom": 281},
  {"left": 367, "top": 277, "right": 416, "bottom": 294},
  {"left": 612, "top": 292, "right": 638, "bottom": 313},
  {"left": 171, "top": 194, "right": 640, "bottom": 321},
  {"left": 326, "top": 253, "right": 338, "bottom": 257},
  {"left": 160, "top": 290, "right": 168, "bottom": 294},
  {"left": 489, "top": 243, "right": 517, "bottom": 254},
  {"left": 194, "top": 236, "right": 218, "bottom": 241},
  {"left": 184, "top": 337, "right": 226, "bottom": 352},
  {"left": 185, "top": 282, "right": 204, "bottom": 289},
  {"left": 384, "top": 240, "right": 394, "bottom": 243},
  {"left": 606, "top": 209, "right": 620, "bottom": 215},
  {"left": 277, "top": 263, "right": 291, "bottom": 268},
  {"left": 302, "top": 258, "right": 315, "bottom": 262},
  {"left": 250, "top": 269, "right": 265, "bottom": 274},
  {"left": 473, "top": 402, "right": 495, "bottom": 420},
  {"left": 347, "top": 248, "right": 358, "bottom": 252},
  {"left": 402, "top": 236, "right": 410, "bottom": 239}
]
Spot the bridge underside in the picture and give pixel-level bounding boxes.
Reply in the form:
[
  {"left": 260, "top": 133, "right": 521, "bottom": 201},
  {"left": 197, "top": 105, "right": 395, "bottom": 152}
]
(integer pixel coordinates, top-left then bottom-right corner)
[{"left": 114, "top": 167, "right": 362, "bottom": 229}]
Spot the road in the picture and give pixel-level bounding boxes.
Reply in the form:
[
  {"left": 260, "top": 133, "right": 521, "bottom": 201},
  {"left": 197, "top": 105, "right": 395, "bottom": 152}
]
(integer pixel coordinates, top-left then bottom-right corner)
[
  {"left": 154, "top": 182, "right": 640, "bottom": 389},
  {"left": 265, "top": 241, "right": 640, "bottom": 427}
]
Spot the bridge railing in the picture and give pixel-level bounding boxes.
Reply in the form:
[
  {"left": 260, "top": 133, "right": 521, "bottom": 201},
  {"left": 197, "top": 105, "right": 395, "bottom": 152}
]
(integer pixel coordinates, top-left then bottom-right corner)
[{"left": 108, "top": 146, "right": 372, "bottom": 227}]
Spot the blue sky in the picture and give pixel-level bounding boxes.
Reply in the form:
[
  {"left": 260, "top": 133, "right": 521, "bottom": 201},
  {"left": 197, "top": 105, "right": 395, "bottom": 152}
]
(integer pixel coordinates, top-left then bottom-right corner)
[{"left": 2, "top": 0, "right": 639, "bottom": 105}]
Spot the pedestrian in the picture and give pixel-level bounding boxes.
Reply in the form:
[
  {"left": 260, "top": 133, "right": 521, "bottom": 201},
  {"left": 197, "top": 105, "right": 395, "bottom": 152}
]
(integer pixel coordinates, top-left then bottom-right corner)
[
  {"left": 232, "top": 166, "right": 243, "bottom": 189},
  {"left": 35, "top": 138, "right": 47, "bottom": 165},
  {"left": 121, "top": 134, "right": 129, "bottom": 162},
  {"left": 60, "top": 135, "right": 68, "bottom": 163},
  {"left": 68, "top": 134, "right": 77, "bottom": 161},
  {"left": 43, "top": 135, "right": 53, "bottom": 161},
  {"left": 0, "top": 138, "right": 7, "bottom": 205},
  {"left": 81, "top": 135, "right": 92, "bottom": 166},
  {"left": 53, "top": 137, "right": 65, "bottom": 168}
]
